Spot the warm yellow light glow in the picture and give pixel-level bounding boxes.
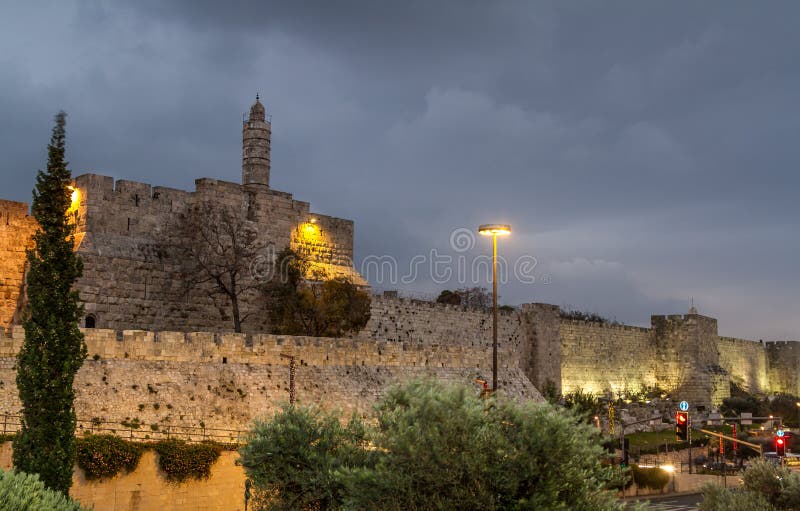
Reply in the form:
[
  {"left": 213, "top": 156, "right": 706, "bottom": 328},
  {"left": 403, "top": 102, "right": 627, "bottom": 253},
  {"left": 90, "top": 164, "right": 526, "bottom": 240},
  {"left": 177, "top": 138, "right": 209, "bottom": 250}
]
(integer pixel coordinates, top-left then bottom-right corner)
[
  {"left": 478, "top": 223, "right": 512, "bottom": 236},
  {"left": 660, "top": 465, "right": 675, "bottom": 473},
  {"left": 310, "top": 217, "right": 318, "bottom": 224},
  {"left": 69, "top": 186, "right": 79, "bottom": 205}
]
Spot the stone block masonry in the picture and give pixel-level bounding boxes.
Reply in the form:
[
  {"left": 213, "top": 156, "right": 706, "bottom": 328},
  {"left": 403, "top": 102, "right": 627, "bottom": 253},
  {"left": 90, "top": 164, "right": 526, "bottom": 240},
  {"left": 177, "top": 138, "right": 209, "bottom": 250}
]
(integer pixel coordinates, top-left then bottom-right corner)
[
  {"left": 0, "top": 326, "right": 542, "bottom": 432},
  {"left": 0, "top": 200, "right": 37, "bottom": 329}
]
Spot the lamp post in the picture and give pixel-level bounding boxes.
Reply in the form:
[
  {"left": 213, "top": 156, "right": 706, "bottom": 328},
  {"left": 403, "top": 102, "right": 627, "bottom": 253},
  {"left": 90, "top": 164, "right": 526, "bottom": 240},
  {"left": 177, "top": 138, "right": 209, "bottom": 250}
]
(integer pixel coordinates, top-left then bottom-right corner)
[{"left": 478, "top": 223, "right": 511, "bottom": 392}]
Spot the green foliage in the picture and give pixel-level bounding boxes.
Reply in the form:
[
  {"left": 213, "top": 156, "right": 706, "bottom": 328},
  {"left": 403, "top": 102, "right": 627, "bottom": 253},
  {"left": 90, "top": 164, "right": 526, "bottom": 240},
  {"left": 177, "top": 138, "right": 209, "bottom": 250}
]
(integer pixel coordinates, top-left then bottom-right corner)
[
  {"left": 700, "top": 483, "right": 775, "bottom": 511},
  {"left": 0, "top": 469, "right": 89, "bottom": 511},
  {"left": 242, "top": 381, "right": 630, "bottom": 510},
  {"left": 768, "top": 393, "right": 800, "bottom": 428},
  {"left": 559, "top": 308, "right": 614, "bottom": 324},
  {"left": 153, "top": 439, "right": 222, "bottom": 482},
  {"left": 76, "top": 434, "right": 144, "bottom": 480},
  {"left": 14, "top": 111, "right": 87, "bottom": 495},
  {"left": 0, "top": 434, "right": 16, "bottom": 443},
  {"left": 341, "top": 381, "right": 628, "bottom": 510},
  {"left": 540, "top": 378, "right": 560, "bottom": 404},
  {"left": 629, "top": 465, "right": 670, "bottom": 490},
  {"left": 701, "top": 458, "right": 800, "bottom": 510},
  {"left": 239, "top": 405, "right": 370, "bottom": 510},
  {"left": 267, "top": 248, "right": 371, "bottom": 337},
  {"left": 435, "top": 289, "right": 461, "bottom": 305},
  {"left": 562, "top": 389, "right": 602, "bottom": 422}
]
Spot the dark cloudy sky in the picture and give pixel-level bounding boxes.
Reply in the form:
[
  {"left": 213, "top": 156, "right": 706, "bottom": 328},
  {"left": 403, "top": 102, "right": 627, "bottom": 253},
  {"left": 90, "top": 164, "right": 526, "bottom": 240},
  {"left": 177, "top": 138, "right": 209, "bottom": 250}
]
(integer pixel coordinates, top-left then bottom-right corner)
[{"left": 2, "top": 1, "right": 798, "bottom": 340}]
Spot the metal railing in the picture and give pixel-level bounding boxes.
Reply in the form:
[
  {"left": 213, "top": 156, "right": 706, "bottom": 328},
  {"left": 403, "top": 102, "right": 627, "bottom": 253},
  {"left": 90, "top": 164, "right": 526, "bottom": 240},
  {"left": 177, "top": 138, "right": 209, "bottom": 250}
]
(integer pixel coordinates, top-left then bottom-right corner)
[{"left": 1, "top": 413, "right": 248, "bottom": 445}]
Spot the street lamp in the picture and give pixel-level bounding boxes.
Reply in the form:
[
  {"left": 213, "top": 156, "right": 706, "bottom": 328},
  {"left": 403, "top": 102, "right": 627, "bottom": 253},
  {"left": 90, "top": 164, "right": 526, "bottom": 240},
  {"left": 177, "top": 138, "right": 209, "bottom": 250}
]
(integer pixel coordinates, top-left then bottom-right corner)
[{"left": 478, "top": 223, "right": 511, "bottom": 392}]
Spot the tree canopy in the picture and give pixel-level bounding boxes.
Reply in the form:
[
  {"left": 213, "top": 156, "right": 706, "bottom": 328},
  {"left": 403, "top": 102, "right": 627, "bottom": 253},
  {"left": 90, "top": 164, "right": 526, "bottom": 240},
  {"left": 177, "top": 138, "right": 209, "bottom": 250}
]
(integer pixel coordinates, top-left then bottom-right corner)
[
  {"left": 240, "top": 380, "right": 633, "bottom": 511},
  {"left": 266, "top": 248, "right": 370, "bottom": 337},
  {"left": 14, "top": 111, "right": 87, "bottom": 495}
]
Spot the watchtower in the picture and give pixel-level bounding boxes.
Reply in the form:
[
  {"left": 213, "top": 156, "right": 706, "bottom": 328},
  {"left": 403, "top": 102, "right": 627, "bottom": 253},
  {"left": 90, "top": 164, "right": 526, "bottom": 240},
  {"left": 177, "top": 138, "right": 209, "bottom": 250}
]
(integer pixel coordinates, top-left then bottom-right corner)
[{"left": 242, "top": 95, "right": 271, "bottom": 187}]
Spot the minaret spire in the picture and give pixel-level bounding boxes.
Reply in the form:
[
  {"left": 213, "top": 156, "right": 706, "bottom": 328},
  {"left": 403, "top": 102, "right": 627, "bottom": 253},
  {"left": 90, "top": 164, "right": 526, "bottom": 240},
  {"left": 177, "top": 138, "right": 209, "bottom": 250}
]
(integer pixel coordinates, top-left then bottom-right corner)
[{"left": 242, "top": 94, "right": 271, "bottom": 187}]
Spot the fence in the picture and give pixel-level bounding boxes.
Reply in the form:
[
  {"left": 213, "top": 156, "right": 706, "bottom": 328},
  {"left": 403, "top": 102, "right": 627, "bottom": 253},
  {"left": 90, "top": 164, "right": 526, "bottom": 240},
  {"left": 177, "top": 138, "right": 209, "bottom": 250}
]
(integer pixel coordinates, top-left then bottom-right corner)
[{"left": 1, "top": 413, "right": 248, "bottom": 445}]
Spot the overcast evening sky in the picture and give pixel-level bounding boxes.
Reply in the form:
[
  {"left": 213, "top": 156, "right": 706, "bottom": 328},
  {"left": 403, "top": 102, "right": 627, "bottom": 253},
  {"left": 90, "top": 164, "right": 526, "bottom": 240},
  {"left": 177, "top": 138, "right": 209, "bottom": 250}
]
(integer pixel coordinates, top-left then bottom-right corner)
[{"left": 1, "top": 1, "right": 798, "bottom": 340}]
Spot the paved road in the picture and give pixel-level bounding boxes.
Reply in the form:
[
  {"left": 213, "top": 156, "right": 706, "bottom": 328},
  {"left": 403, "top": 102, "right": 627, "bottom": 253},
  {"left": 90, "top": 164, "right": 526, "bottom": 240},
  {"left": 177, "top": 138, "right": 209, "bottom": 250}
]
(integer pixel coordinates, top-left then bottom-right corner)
[{"left": 628, "top": 493, "right": 702, "bottom": 510}]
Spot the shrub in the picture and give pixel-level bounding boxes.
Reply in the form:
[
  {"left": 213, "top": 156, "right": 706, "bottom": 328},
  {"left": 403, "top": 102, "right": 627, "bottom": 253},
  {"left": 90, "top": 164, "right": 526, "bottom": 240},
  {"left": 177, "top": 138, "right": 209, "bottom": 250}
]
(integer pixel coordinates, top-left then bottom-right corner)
[
  {"left": 76, "top": 434, "right": 144, "bottom": 480},
  {"left": 0, "top": 469, "right": 89, "bottom": 511},
  {"left": 630, "top": 465, "right": 670, "bottom": 491},
  {"left": 701, "top": 458, "right": 800, "bottom": 510},
  {"left": 239, "top": 405, "right": 370, "bottom": 511},
  {"left": 339, "top": 380, "right": 631, "bottom": 511},
  {"left": 154, "top": 439, "right": 222, "bottom": 482},
  {"left": 700, "top": 483, "right": 775, "bottom": 511}
]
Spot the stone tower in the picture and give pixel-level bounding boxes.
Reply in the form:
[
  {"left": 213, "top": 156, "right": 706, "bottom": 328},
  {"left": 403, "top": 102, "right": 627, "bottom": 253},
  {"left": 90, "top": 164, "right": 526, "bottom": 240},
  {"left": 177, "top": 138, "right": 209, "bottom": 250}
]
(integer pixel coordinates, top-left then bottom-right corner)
[{"left": 242, "top": 95, "right": 271, "bottom": 187}]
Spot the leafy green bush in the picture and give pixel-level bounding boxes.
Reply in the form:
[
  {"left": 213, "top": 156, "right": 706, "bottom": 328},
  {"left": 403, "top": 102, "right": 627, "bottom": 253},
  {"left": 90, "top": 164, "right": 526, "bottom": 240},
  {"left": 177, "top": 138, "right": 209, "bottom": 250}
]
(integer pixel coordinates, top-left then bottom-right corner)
[
  {"left": 241, "top": 380, "right": 635, "bottom": 511},
  {"left": 701, "top": 458, "right": 800, "bottom": 510},
  {"left": 0, "top": 469, "right": 89, "bottom": 511},
  {"left": 154, "top": 439, "right": 222, "bottom": 482},
  {"left": 562, "top": 388, "right": 602, "bottom": 422},
  {"left": 700, "top": 483, "right": 775, "bottom": 511},
  {"left": 239, "top": 405, "right": 370, "bottom": 511},
  {"left": 338, "top": 381, "right": 632, "bottom": 510},
  {"left": 0, "top": 434, "right": 15, "bottom": 443},
  {"left": 76, "top": 434, "right": 144, "bottom": 480},
  {"left": 630, "top": 465, "right": 670, "bottom": 490}
]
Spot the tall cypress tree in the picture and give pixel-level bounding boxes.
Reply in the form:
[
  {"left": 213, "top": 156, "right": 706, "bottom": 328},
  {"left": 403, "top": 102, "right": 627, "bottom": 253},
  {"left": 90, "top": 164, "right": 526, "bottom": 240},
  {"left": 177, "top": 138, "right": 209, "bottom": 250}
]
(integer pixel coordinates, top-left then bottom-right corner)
[{"left": 13, "top": 111, "right": 87, "bottom": 495}]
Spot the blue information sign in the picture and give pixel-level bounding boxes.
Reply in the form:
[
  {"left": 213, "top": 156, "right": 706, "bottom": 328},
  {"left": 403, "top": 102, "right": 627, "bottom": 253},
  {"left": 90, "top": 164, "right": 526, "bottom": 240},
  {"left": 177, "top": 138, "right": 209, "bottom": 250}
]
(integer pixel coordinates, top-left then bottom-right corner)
[
  {"left": 777, "top": 429, "right": 785, "bottom": 437},
  {"left": 679, "top": 401, "right": 689, "bottom": 411}
]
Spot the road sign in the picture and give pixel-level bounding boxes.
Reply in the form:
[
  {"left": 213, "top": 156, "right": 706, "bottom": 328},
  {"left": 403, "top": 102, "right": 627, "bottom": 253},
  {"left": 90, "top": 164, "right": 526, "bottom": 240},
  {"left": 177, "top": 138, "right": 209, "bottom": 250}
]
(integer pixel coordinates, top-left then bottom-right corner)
[
  {"left": 778, "top": 429, "right": 785, "bottom": 437},
  {"left": 679, "top": 401, "right": 689, "bottom": 411}
]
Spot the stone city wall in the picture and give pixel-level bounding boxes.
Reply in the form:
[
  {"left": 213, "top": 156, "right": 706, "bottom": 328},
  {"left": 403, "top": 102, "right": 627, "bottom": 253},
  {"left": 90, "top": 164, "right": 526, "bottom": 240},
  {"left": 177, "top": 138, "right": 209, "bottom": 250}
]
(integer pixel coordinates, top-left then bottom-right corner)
[
  {"left": 0, "top": 326, "right": 542, "bottom": 432},
  {"left": 0, "top": 442, "right": 247, "bottom": 511},
  {"left": 357, "top": 296, "right": 562, "bottom": 394},
  {"left": 0, "top": 200, "right": 37, "bottom": 329},
  {"left": 559, "top": 320, "right": 656, "bottom": 397},
  {"left": 68, "top": 173, "right": 359, "bottom": 333},
  {"left": 766, "top": 341, "right": 800, "bottom": 397},
  {"left": 717, "top": 336, "right": 769, "bottom": 393}
]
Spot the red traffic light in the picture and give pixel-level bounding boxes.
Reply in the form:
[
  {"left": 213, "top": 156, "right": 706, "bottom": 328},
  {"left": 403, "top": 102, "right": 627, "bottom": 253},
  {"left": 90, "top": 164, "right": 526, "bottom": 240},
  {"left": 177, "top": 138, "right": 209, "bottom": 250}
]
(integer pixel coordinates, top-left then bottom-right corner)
[
  {"left": 776, "top": 436, "right": 786, "bottom": 456},
  {"left": 676, "top": 412, "right": 687, "bottom": 424}
]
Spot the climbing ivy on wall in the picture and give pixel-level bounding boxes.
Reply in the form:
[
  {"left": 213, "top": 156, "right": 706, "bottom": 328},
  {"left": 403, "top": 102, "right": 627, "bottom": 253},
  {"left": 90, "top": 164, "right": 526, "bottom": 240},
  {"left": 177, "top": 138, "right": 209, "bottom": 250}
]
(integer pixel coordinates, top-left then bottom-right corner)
[{"left": 75, "top": 435, "right": 144, "bottom": 481}]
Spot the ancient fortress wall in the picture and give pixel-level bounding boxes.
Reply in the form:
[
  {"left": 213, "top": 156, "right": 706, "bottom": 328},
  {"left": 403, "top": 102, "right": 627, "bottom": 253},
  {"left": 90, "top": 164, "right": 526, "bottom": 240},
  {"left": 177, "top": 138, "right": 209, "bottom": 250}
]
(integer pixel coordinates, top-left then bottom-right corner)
[
  {"left": 717, "top": 336, "right": 769, "bottom": 392},
  {"left": 0, "top": 201, "right": 37, "bottom": 328},
  {"left": 0, "top": 325, "right": 541, "bottom": 432},
  {"left": 559, "top": 320, "right": 656, "bottom": 396},
  {"left": 69, "top": 173, "right": 358, "bottom": 333},
  {"left": 766, "top": 341, "right": 800, "bottom": 396},
  {"left": 358, "top": 297, "right": 563, "bottom": 394}
]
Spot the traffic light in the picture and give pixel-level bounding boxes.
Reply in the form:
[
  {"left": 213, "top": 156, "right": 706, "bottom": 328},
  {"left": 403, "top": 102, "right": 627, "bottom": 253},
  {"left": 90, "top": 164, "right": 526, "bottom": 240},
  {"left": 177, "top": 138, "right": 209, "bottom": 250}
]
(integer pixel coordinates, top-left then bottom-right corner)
[
  {"left": 676, "top": 411, "right": 689, "bottom": 442},
  {"left": 776, "top": 436, "right": 786, "bottom": 457}
]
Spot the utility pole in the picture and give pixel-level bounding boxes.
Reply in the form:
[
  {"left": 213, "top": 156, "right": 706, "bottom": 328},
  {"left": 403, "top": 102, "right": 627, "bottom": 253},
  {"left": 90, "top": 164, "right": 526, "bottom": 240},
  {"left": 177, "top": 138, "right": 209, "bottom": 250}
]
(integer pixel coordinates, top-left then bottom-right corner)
[{"left": 279, "top": 353, "right": 296, "bottom": 404}]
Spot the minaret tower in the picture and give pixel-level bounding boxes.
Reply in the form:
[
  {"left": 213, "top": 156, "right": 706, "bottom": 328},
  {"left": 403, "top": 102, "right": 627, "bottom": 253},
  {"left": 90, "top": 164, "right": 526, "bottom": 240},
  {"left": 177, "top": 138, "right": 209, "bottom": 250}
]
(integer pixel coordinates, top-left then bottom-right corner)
[{"left": 242, "top": 94, "right": 271, "bottom": 187}]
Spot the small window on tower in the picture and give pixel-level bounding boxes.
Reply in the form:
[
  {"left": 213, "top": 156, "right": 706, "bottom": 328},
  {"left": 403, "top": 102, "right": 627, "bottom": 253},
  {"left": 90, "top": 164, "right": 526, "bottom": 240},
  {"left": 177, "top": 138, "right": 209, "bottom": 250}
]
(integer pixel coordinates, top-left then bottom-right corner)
[{"left": 85, "top": 315, "right": 96, "bottom": 329}]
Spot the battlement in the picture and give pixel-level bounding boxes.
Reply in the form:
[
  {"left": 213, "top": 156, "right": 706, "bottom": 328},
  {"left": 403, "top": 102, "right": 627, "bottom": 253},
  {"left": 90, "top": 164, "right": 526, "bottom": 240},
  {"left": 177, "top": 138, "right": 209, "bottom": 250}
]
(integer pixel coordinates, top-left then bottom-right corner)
[
  {"left": 0, "top": 325, "right": 517, "bottom": 370},
  {"left": 0, "top": 200, "right": 31, "bottom": 223},
  {"left": 559, "top": 318, "right": 651, "bottom": 333}
]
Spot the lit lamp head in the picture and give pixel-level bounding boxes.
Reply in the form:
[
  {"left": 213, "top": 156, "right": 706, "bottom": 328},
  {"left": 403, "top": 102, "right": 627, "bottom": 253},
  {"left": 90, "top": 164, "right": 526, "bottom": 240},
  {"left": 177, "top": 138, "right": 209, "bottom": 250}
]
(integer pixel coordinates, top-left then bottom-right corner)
[{"left": 478, "top": 224, "right": 511, "bottom": 236}]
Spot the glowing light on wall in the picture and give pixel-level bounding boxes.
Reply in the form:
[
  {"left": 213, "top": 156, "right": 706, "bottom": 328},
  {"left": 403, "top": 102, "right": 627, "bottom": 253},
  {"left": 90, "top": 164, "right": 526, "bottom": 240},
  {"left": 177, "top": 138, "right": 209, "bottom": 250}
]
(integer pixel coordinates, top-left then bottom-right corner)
[{"left": 69, "top": 186, "right": 79, "bottom": 209}]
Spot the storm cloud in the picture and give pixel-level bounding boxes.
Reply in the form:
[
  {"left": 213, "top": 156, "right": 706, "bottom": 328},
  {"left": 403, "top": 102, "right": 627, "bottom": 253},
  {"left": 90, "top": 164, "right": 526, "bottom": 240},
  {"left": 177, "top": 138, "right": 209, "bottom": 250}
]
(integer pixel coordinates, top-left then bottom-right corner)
[{"left": 1, "top": 1, "right": 798, "bottom": 339}]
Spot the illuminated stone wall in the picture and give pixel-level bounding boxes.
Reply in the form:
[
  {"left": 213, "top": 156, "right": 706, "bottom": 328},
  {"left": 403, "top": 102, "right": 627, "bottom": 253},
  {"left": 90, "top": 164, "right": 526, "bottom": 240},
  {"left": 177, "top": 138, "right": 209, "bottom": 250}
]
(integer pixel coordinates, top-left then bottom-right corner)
[
  {"left": 766, "top": 341, "right": 800, "bottom": 397},
  {"left": 0, "top": 200, "right": 37, "bottom": 330},
  {"left": 51, "top": 172, "right": 360, "bottom": 333},
  {"left": 0, "top": 442, "right": 247, "bottom": 511},
  {"left": 559, "top": 320, "right": 656, "bottom": 397},
  {"left": 0, "top": 325, "right": 542, "bottom": 432},
  {"left": 718, "top": 336, "right": 769, "bottom": 392}
]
